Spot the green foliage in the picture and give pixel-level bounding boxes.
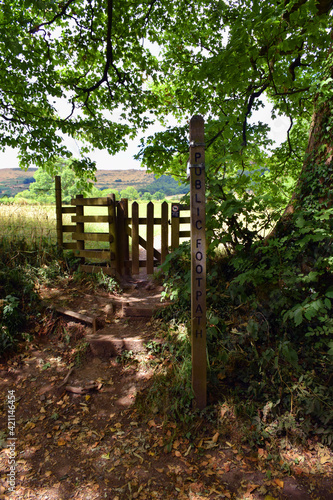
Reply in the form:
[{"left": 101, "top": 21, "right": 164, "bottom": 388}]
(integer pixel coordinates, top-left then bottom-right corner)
[
  {"left": 94, "top": 271, "right": 121, "bottom": 294},
  {"left": 119, "top": 186, "right": 140, "bottom": 200},
  {"left": 0, "top": 0, "right": 158, "bottom": 169},
  {"left": 160, "top": 242, "right": 191, "bottom": 321},
  {"left": 138, "top": 175, "right": 189, "bottom": 197},
  {"left": 0, "top": 232, "right": 73, "bottom": 354},
  {"left": 99, "top": 188, "right": 120, "bottom": 200},
  {"left": 137, "top": 322, "right": 195, "bottom": 425},
  {"left": 152, "top": 191, "right": 165, "bottom": 201},
  {"left": 1, "top": 0, "right": 331, "bottom": 186},
  {"left": 14, "top": 158, "right": 96, "bottom": 203},
  {"left": 158, "top": 206, "right": 333, "bottom": 446}
]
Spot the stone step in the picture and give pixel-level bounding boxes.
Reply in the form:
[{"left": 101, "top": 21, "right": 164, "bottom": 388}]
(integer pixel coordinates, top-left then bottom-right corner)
[{"left": 87, "top": 331, "right": 147, "bottom": 357}]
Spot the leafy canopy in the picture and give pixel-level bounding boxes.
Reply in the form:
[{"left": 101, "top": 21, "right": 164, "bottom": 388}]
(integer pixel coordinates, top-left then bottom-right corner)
[{"left": 1, "top": 0, "right": 332, "bottom": 193}]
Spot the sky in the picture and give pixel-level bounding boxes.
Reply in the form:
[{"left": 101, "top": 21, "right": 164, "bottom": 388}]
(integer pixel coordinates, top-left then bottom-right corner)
[
  {"left": 0, "top": 107, "right": 290, "bottom": 171},
  {"left": 0, "top": 135, "right": 143, "bottom": 171}
]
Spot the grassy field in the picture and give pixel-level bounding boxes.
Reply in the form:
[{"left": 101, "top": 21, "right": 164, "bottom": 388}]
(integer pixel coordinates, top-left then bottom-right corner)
[{"left": 0, "top": 203, "right": 57, "bottom": 246}]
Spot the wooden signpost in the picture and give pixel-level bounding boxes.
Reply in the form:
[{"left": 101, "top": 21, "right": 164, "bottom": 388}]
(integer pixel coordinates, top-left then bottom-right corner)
[{"left": 189, "top": 115, "right": 207, "bottom": 409}]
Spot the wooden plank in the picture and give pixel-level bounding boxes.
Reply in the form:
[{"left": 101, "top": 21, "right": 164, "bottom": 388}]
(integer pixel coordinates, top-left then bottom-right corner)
[
  {"left": 61, "top": 207, "right": 77, "bottom": 214},
  {"left": 126, "top": 217, "right": 167, "bottom": 224},
  {"left": 72, "top": 215, "right": 112, "bottom": 223},
  {"left": 146, "top": 202, "right": 154, "bottom": 275},
  {"left": 179, "top": 230, "right": 191, "bottom": 238},
  {"left": 179, "top": 216, "right": 191, "bottom": 223},
  {"left": 55, "top": 176, "right": 63, "bottom": 248},
  {"left": 62, "top": 242, "right": 78, "bottom": 250},
  {"left": 77, "top": 250, "right": 114, "bottom": 260},
  {"left": 80, "top": 265, "right": 116, "bottom": 276},
  {"left": 190, "top": 114, "right": 207, "bottom": 410},
  {"left": 62, "top": 225, "right": 76, "bottom": 233},
  {"left": 136, "top": 234, "right": 161, "bottom": 260},
  {"left": 161, "top": 201, "right": 169, "bottom": 264},
  {"left": 56, "top": 307, "right": 97, "bottom": 333},
  {"left": 72, "top": 232, "right": 114, "bottom": 242},
  {"left": 131, "top": 201, "right": 140, "bottom": 275},
  {"left": 71, "top": 197, "right": 113, "bottom": 206}
]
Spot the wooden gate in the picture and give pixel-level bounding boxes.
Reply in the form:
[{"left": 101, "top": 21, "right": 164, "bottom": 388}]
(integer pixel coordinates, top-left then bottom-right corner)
[{"left": 55, "top": 176, "right": 190, "bottom": 277}]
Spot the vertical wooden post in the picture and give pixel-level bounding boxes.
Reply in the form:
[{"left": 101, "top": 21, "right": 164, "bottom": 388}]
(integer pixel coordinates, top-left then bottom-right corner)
[
  {"left": 55, "top": 176, "right": 63, "bottom": 249},
  {"left": 132, "top": 201, "right": 140, "bottom": 275},
  {"left": 75, "top": 194, "right": 85, "bottom": 264},
  {"left": 189, "top": 115, "right": 207, "bottom": 410},
  {"left": 116, "top": 200, "right": 125, "bottom": 276},
  {"left": 171, "top": 203, "right": 180, "bottom": 250},
  {"left": 122, "top": 198, "right": 130, "bottom": 275},
  {"left": 146, "top": 201, "right": 154, "bottom": 275},
  {"left": 108, "top": 194, "right": 117, "bottom": 272},
  {"left": 161, "top": 201, "right": 169, "bottom": 264}
]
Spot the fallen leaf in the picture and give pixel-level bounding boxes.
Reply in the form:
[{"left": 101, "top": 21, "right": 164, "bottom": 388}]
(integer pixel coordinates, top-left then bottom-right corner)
[
  {"left": 247, "top": 484, "right": 260, "bottom": 493},
  {"left": 212, "top": 432, "right": 219, "bottom": 443},
  {"left": 319, "top": 453, "right": 331, "bottom": 464},
  {"left": 57, "top": 438, "right": 67, "bottom": 446},
  {"left": 274, "top": 478, "right": 284, "bottom": 488}
]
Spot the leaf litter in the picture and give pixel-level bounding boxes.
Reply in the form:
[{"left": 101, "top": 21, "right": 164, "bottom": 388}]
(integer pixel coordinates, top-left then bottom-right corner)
[{"left": 0, "top": 279, "right": 332, "bottom": 500}]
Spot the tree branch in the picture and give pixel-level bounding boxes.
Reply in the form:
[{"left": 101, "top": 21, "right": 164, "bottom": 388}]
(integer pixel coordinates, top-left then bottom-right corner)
[
  {"left": 28, "top": 0, "right": 76, "bottom": 33},
  {"left": 242, "top": 82, "right": 270, "bottom": 146}
]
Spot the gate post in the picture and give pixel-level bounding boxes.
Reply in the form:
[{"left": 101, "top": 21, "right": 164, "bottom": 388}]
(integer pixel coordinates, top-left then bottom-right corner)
[
  {"left": 75, "top": 194, "right": 85, "bottom": 264},
  {"left": 161, "top": 201, "right": 169, "bottom": 263},
  {"left": 55, "top": 176, "right": 63, "bottom": 249},
  {"left": 116, "top": 198, "right": 130, "bottom": 276},
  {"left": 189, "top": 115, "right": 207, "bottom": 410},
  {"left": 171, "top": 203, "right": 180, "bottom": 251},
  {"left": 108, "top": 193, "right": 117, "bottom": 273},
  {"left": 131, "top": 201, "right": 140, "bottom": 275},
  {"left": 146, "top": 201, "right": 154, "bottom": 275}
]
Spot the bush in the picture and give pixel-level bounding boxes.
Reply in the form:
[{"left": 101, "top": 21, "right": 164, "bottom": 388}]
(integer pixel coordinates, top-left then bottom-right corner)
[{"left": 158, "top": 209, "right": 333, "bottom": 446}]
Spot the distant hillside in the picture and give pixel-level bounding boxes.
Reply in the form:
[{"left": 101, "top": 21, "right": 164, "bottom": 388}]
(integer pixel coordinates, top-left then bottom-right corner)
[
  {"left": 95, "top": 169, "right": 154, "bottom": 190},
  {"left": 0, "top": 168, "right": 38, "bottom": 197},
  {"left": 0, "top": 168, "right": 154, "bottom": 197}
]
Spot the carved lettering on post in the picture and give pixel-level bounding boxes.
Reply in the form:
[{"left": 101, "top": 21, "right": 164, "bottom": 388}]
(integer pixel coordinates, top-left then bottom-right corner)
[{"left": 189, "top": 115, "right": 207, "bottom": 410}]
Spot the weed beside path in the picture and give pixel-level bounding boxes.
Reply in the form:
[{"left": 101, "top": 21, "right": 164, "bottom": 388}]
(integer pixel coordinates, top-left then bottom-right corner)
[{"left": 0, "top": 278, "right": 332, "bottom": 500}]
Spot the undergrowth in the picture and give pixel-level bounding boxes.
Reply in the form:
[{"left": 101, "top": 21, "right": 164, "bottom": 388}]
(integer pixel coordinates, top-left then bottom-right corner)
[
  {"left": 152, "top": 207, "right": 333, "bottom": 448},
  {"left": 0, "top": 235, "right": 62, "bottom": 354},
  {"left": 0, "top": 234, "right": 121, "bottom": 356}
]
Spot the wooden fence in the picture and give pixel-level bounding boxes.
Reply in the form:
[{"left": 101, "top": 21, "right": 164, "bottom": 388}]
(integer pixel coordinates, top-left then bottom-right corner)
[{"left": 55, "top": 176, "right": 190, "bottom": 277}]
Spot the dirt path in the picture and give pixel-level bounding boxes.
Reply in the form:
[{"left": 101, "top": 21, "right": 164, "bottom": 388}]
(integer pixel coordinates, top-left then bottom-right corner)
[{"left": 0, "top": 277, "right": 332, "bottom": 500}]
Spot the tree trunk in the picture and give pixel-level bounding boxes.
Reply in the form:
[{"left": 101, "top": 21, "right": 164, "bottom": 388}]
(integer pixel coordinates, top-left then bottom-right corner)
[{"left": 271, "top": 41, "right": 333, "bottom": 237}]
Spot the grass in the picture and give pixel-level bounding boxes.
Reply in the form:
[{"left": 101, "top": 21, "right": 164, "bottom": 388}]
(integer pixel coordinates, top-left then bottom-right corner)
[{"left": 0, "top": 203, "right": 57, "bottom": 245}]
